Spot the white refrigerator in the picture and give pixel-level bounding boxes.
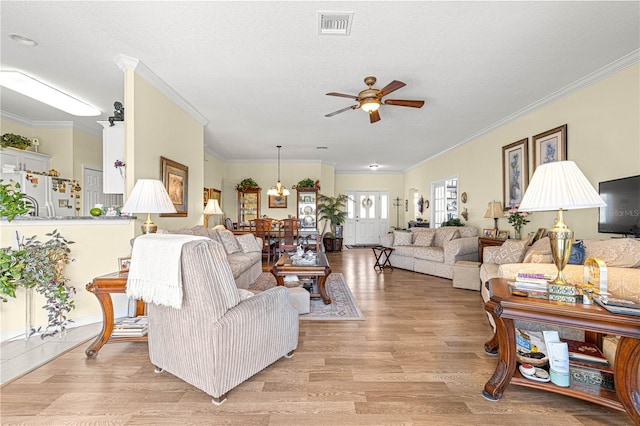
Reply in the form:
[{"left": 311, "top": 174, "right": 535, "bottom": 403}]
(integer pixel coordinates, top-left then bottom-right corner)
[{"left": 0, "top": 171, "right": 75, "bottom": 217}]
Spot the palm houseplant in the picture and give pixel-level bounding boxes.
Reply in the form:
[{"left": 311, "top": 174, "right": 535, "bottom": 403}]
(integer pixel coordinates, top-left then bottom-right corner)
[{"left": 317, "top": 193, "right": 349, "bottom": 252}]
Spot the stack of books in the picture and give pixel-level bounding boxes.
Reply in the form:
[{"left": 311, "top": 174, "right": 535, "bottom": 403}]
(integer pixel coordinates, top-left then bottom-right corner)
[
  {"left": 112, "top": 316, "right": 148, "bottom": 337},
  {"left": 561, "top": 338, "right": 615, "bottom": 391},
  {"left": 510, "top": 273, "right": 549, "bottom": 299}
]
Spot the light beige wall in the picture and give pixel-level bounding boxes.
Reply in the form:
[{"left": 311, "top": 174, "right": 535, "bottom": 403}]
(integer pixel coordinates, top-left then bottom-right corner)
[
  {"left": 222, "top": 161, "right": 325, "bottom": 223},
  {"left": 406, "top": 64, "right": 640, "bottom": 240},
  {"left": 32, "top": 128, "right": 74, "bottom": 178},
  {"left": 1, "top": 119, "right": 35, "bottom": 138},
  {"left": 126, "top": 70, "right": 205, "bottom": 232},
  {"left": 0, "top": 220, "right": 134, "bottom": 339},
  {"left": 72, "top": 128, "right": 102, "bottom": 214},
  {"left": 204, "top": 151, "right": 224, "bottom": 192}
]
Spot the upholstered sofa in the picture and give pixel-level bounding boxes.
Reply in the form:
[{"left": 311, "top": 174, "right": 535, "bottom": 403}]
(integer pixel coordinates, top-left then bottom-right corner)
[
  {"left": 480, "top": 236, "right": 640, "bottom": 360},
  {"left": 380, "top": 226, "right": 479, "bottom": 279},
  {"left": 160, "top": 225, "right": 263, "bottom": 289}
]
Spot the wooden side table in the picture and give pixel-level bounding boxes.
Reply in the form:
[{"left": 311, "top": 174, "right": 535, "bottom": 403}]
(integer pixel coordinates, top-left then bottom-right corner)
[
  {"left": 372, "top": 246, "right": 394, "bottom": 271},
  {"left": 85, "top": 272, "right": 146, "bottom": 358}
]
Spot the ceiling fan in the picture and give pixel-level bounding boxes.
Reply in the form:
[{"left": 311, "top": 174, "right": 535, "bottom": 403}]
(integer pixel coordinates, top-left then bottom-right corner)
[{"left": 325, "top": 76, "right": 425, "bottom": 123}]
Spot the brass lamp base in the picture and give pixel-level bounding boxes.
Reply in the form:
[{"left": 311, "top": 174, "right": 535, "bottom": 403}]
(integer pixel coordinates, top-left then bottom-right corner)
[
  {"left": 549, "top": 208, "right": 574, "bottom": 286},
  {"left": 141, "top": 212, "right": 158, "bottom": 234}
]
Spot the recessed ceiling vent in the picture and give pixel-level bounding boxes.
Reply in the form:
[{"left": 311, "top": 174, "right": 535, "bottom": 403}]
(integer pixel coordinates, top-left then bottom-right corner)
[{"left": 318, "top": 12, "right": 353, "bottom": 36}]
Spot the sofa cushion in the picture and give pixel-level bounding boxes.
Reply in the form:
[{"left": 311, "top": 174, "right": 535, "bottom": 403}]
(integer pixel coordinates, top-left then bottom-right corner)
[
  {"left": 494, "top": 239, "right": 528, "bottom": 264},
  {"left": 523, "top": 251, "right": 554, "bottom": 263},
  {"left": 413, "top": 232, "right": 435, "bottom": 247},
  {"left": 394, "top": 231, "right": 413, "bottom": 246},
  {"left": 236, "top": 233, "right": 261, "bottom": 253},
  {"left": 584, "top": 239, "right": 640, "bottom": 268},
  {"left": 414, "top": 246, "right": 444, "bottom": 262},
  {"left": 459, "top": 227, "right": 479, "bottom": 238},
  {"left": 393, "top": 245, "right": 417, "bottom": 257},
  {"left": 434, "top": 227, "right": 459, "bottom": 248},
  {"left": 218, "top": 229, "right": 241, "bottom": 255}
]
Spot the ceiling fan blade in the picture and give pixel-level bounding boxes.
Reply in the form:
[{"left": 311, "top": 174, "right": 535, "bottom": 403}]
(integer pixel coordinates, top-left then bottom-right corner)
[
  {"left": 379, "top": 80, "right": 406, "bottom": 97},
  {"left": 326, "top": 92, "right": 358, "bottom": 99},
  {"left": 325, "top": 105, "right": 357, "bottom": 117},
  {"left": 369, "top": 109, "right": 381, "bottom": 123},
  {"left": 384, "top": 99, "right": 425, "bottom": 108}
]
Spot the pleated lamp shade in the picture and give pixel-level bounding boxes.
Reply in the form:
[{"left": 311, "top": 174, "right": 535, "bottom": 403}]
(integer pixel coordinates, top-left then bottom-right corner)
[
  {"left": 518, "top": 161, "right": 605, "bottom": 212},
  {"left": 122, "top": 179, "right": 176, "bottom": 233}
]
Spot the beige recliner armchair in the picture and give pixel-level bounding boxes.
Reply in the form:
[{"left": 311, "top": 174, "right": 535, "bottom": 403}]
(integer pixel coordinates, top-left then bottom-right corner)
[{"left": 146, "top": 239, "right": 299, "bottom": 404}]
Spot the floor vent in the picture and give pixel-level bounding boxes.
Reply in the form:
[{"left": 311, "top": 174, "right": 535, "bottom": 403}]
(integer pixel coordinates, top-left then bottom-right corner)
[{"left": 318, "top": 12, "right": 353, "bottom": 36}]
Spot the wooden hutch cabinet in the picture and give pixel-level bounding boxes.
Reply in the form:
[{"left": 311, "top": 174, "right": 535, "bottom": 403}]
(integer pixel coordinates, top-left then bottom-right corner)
[
  {"left": 297, "top": 188, "right": 318, "bottom": 230},
  {"left": 237, "top": 188, "right": 261, "bottom": 227}
]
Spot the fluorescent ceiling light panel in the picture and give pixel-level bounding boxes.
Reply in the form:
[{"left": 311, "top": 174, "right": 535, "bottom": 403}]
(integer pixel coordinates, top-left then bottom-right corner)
[{"left": 0, "top": 71, "right": 101, "bottom": 116}]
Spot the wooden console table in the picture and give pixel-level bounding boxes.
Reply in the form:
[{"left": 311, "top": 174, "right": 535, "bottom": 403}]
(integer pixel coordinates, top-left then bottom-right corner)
[
  {"left": 483, "top": 278, "right": 640, "bottom": 424},
  {"left": 85, "top": 272, "right": 146, "bottom": 358}
]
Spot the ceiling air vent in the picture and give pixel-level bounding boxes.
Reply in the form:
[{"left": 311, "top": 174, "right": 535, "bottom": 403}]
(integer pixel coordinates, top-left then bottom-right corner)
[{"left": 318, "top": 12, "right": 353, "bottom": 36}]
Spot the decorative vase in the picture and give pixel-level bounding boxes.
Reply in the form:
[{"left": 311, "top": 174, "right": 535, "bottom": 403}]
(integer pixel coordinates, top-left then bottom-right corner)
[{"left": 515, "top": 229, "right": 521, "bottom": 240}]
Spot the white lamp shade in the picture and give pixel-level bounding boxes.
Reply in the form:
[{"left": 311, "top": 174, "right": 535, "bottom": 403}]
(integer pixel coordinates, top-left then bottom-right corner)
[
  {"left": 518, "top": 161, "right": 606, "bottom": 212},
  {"left": 204, "top": 199, "right": 224, "bottom": 215},
  {"left": 121, "top": 179, "right": 177, "bottom": 214}
]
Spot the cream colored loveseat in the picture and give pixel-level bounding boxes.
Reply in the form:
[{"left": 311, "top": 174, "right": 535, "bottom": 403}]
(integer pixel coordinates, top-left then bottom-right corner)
[{"left": 380, "top": 226, "right": 479, "bottom": 279}]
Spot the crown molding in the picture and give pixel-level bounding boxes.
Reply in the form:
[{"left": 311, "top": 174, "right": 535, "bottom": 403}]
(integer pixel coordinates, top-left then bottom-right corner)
[
  {"left": 1, "top": 111, "right": 101, "bottom": 136},
  {"left": 404, "top": 49, "right": 640, "bottom": 173},
  {"left": 116, "top": 54, "right": 208, "bottom": 126}
]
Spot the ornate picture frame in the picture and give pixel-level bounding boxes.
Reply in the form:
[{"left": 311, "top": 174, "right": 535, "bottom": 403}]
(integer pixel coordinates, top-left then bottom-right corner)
[
  {"left": 533, "top": 124, "right": 567, "bottom": 171},
  {"left": 268, "top": 194, "right": 287, "bottom": 208},
  {"left": 160, "top": 156, "right": 188, "bottom": 217},
  {"left": 502, "top": 138, "right": 529, "bottom": 210}
]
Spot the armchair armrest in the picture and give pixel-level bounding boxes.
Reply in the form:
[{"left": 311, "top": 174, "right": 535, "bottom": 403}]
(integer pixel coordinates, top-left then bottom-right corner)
[
  {"left": 443, "top": 236, "right": 479, "bottom": 264},
  {"left": 482, "top": 246, "right": 501, "bottom": 264}
]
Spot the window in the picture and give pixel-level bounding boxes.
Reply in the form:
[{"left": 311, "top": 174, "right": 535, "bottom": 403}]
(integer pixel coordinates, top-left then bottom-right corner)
[{"left": 432, "top": 176, "right": 458, "bottom": 227}]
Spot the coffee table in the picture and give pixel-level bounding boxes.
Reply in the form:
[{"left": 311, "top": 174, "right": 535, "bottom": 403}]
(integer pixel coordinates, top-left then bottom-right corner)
[{"left": 271, "top": 253, "right": 332, "bottom": 304}]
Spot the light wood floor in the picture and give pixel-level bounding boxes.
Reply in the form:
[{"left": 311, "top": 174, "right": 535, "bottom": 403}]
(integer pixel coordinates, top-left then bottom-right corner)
[{"left": 0, "top": 249, "right": 633, "bottom": 425}]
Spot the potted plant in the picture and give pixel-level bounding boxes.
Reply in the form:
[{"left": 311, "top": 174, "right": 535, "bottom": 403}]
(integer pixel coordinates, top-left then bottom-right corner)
[
  {"left": 292, "top": 178, "right": 316, "bottom": 190},
  {"left": 235, "top": 177, "right": 259, "bottom": 192},
  {"left": 441, "top": 217, "right": 465, "bottom": 227},
  {"left": 317, "top": 193, "right": 349, "bottom": 252},
  {"left": 0, "top": 180, "right": 29, "bottom": 221},
  {"left": 1, "top": 133, "right": 33, "bottom": 150}
]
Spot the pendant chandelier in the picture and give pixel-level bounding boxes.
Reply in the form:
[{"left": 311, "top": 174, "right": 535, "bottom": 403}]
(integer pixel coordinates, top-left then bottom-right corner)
[{"left": 267, "top": 145, "right": 290, "bottom": 196}]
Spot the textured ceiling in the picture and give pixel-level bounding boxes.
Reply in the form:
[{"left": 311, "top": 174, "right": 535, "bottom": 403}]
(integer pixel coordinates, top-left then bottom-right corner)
[{"left": 1, "top": 1, "right": 638, "bottom": 173}]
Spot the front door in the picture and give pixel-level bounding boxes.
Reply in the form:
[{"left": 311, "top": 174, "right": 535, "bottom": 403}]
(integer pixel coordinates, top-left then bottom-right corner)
[{"left": 344, "top": 191, "right": 389, "bottom": 245}]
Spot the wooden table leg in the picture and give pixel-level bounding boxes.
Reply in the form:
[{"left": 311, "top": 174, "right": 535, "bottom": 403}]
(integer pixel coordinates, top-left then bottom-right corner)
[
  {"left": 613, "top": 336, "right": 640, "bottom": 424},
  {"left": 317, "top": 272, "right": 332, "bottom": 305},
  {"left": 484, "top": 331, "right": 499, "bottom": 356},
  {"left": 482, "top": 300, "right": 517, "bottom": 401},
  {"left": 85, "top": 290, "right": 115, "bottom": 359}
]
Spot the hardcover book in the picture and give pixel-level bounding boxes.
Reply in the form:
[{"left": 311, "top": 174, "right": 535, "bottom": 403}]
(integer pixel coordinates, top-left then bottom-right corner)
[{"left": 561, "top": 338, "right": 610, "bottom": 366}]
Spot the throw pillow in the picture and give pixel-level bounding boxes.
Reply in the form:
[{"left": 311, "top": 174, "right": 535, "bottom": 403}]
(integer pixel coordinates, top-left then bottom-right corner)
[
  {"left": 413, "top": 232, "right": 435, "bottom": 247},
  {"left": 218, "top": 229, "right": 241, "bottom": 255},
  {"left": 433, "top": 227, "right": 460, "bottom": 248},
  {"left": 394, "top": 231, "right": 413, "bottom": 246},
  {"left": 494, "top": 239, "right": 529, "bottom": 264},
  {"left": 568, "top": 240, "right": 586, "bottom": 265},
  {"left": 236, "top": 233, "right": 261, "bottom": 253},
  {"left": 523, "top": 251, "right": 554, "bottom": 264}
]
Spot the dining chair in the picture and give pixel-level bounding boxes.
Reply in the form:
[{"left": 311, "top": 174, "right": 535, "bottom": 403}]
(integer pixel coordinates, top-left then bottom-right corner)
[
  {"left": 250, "top": 218, "right": 277, "bottom": 262},
  {"left": 277, "top": 218, "right": 299, "bottom": 256}
]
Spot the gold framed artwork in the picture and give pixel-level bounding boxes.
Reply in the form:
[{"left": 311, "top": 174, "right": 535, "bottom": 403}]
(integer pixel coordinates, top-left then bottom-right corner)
[
  {"left": 204, "top": 187, "right": 221, "bottom": 208},
  {"left": 532, "top": 227, "right": 548, "bottom": 243},
  {"left": 483, "top": 228, "right": 497, "bottom": 238},
  {"left": 532, "top": 124, "right": 567, "bottom": 171},
  {"left": 496, "top": 230, "right": 509, "bottom": 240},
  {"left": 502, "top": 138, "right": 529, "bottom": 210},
  {"left": 268, "top": 194, "right": 287, "bottom": 208},
  {"left": 160, "top": 156, "right": 188, "bottom": 217},
  {"left": 118, "top": 256, "right": 131, "bottom": 273}
]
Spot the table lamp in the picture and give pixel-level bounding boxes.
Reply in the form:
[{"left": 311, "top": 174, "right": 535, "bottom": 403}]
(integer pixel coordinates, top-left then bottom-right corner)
[
  {"left": 204, "top": 198, "right": 224, "bottom": 228},
  {"left": 518, "top": 161, "right": 605, "bottom": 286},
  {"left": 121, "top": 179, "right": 177, "bottom": 234},
  {"left": 484, "top": 201, "right": 503, "bottom": 230}
]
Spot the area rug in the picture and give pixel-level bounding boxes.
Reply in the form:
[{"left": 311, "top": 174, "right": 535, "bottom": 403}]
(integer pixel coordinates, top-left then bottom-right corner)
[{"left": 250, "top": 273, "right": 364, "bottom": 320}]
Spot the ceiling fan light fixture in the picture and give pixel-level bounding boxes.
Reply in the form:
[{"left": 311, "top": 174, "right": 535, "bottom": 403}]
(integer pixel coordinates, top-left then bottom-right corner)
[{"left": 360, "top": 98, "right": 380, "bottom": 112}]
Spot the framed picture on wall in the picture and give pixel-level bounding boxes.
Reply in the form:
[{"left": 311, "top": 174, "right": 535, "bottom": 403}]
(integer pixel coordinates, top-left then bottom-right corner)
[
  {"left": 502, "top": 138, "right": 529, "bottom": 210},
  {"left": 160, "top": 156, "right": 188, "bottom": 217},
  {"left": 269, "top": 194, "right": 287, "bottom": 208},
  {"left": 209, "top": 188, "right": 221, "bottom": 206},
  {"left": 532, "top": 124, "right": 567, "bottom": 171}
]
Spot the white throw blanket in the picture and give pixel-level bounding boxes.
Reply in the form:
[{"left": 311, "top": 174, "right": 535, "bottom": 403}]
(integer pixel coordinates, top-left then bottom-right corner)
[{"left": 126, "top": 234, "right": 208, "bottom": 309}]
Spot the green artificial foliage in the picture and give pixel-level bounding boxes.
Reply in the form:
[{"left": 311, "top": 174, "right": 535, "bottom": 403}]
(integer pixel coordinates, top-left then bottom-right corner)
[
  {"left": 317, "top": 193, "right": 349, "bottom": 238},
  {"left": 0, "top": 230, "right": 76, "bottom": 338},
  {"left": 235, "top": 178, "right": 259, "bottom": 191},
  {"left": 1, "top": 133, "right": 32, "bottom": 150},
  {"left": 0, "top": 180, "right": 29, "bottom": 221},
  {"left": 441, "top": 217, "right": 465, "bottom": 227},
  {"left": 293, "top": 178, "right": 315, "bottom": 189}
]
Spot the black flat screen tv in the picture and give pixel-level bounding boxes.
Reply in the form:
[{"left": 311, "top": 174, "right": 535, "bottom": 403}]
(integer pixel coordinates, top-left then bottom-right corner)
[{"left": 598, "top": 175, "right": 640, "bottom": 237}]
